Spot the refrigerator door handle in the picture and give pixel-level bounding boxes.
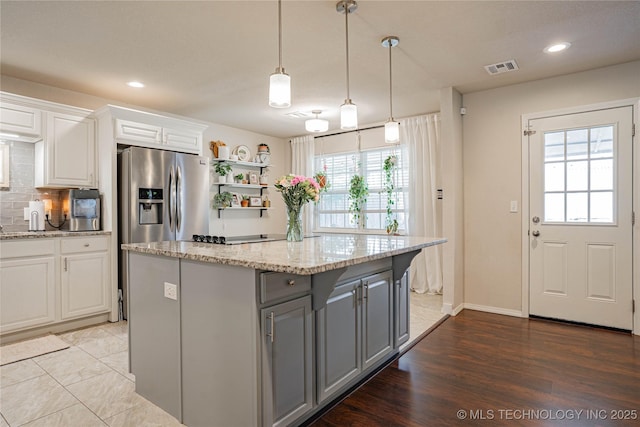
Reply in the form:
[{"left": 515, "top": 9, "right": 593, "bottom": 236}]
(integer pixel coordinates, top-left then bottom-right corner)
[
  {"left": 176, "top": 165, "right": 182, "bottom": 233},
  {"left": 169, "top": 165, "right": 175, "bottom": 232}
]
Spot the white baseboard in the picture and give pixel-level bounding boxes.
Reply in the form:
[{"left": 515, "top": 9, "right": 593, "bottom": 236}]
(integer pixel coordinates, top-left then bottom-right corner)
[
  {"left": 463, "top": 303, "right": 523, "bottom": 318},
  {"left": 442, "top": 302, "right": 464, "bottom": 316}
]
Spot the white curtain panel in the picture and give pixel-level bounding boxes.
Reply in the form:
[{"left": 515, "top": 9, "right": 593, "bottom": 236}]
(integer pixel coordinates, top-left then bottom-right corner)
[
  {"left": 290, "top": 135, "right": 315, "bottom": 234},
  {"left": 402, "top": 114, "right": 443, "bottom": 294}
]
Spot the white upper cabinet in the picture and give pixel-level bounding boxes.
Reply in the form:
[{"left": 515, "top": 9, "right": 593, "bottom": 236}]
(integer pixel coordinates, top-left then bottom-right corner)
[
  {"left": 1, "top": 92, "right": 97, "bottom": 189},
  {"left": 103, "top": 105, "right": 206, "bottom": 155},
  {"left": 115, "top": 119, "right": 162, "bottom": 145},
  {"left": 0, "top": 100, "right": 43, "bottom": 142},
  {"left": 36, "top": 111, "right": 96, "bottom": 188},
  {"left": 162, "top": 127, "right": 201, "bottom": 153}
]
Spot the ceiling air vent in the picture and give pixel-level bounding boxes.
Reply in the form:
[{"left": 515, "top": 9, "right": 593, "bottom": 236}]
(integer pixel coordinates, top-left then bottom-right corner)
[{"left": 484, "top": 59, "right": 519, "bottom": 75}]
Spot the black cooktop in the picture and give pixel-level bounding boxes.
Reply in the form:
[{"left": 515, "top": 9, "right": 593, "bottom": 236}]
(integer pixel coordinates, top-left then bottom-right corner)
[{"left": 192, "top": 234, "right": 287, "bottom": 245}]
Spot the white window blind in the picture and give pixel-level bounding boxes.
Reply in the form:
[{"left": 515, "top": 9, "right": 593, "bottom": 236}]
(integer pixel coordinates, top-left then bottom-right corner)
[{"left": 314, "top": 145, "right": 408, "bottom": 232}]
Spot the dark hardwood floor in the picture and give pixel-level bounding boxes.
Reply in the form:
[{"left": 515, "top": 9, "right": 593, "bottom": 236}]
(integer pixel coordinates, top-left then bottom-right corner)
[{"left": 312, "top": 310, "right": 640, "bottom": 426}]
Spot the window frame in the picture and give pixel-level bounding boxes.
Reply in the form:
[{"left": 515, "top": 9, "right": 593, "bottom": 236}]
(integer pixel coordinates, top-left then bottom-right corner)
[{"left": 313, "top": 146, "right": 408, "bottom": 233}]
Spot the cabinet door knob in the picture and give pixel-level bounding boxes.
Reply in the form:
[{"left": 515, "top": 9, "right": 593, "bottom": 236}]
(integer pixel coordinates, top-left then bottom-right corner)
[
  {"left": 287, "top": 279, "right": 295, "bottom": 287},
  {"left": 84, "top": 243, "right": 90, "bottom": 247}
]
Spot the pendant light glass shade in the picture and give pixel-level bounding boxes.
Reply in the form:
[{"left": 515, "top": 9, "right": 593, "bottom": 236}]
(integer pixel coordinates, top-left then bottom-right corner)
[
  {"left": 269, "top": 0, "right": 291, "bottom": 108},
  {"left": 340, "top": 101, "right": 358, "bottom": 130},
  {"left": 385, "top": 120, "right": 400, "bottom": 143},
  {"left": 382, "top": 36, "right": 399, "bottom": 143},
  {"left": 337, "top": 1, "right": 358, "bottom": 130},
  {"left": 269, "top": 70, "right": 291, "bottom": 108},
  {"left": 305, "top": 110, "right": 329, "bottom": 133}
]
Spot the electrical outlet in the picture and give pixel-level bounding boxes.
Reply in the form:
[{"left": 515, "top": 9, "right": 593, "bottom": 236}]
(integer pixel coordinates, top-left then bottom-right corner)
[{"left": 164, "top": 282, "right": 177, "bottom": 300}]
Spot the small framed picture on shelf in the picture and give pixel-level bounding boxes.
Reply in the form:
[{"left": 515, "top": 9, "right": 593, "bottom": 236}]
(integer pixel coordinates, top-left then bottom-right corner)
[
  {"left": 249, "top": 172, "right": 259, "bottom": 185},
  {"left": 231, "top": 193, "right": 241, "bottom": 207},
  {"left": 249, "top": 197, "right": 262, "bottom": 207}
]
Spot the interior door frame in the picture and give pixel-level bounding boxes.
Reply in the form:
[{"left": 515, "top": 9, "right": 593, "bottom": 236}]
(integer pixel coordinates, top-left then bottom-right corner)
[{"left": 521, "top": 98, "right": 639, "bottom": 335}]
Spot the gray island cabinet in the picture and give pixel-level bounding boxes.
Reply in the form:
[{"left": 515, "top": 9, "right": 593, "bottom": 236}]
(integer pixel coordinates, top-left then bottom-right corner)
[{"left": 122, "top": 234, "right": 446, "bottom": 427}]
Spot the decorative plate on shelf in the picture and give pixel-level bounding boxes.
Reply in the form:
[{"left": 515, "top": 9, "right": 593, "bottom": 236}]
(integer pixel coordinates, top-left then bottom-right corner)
[
  {"left": 234, "top": 145, "right": 250, "bottom": 162},
  {"left": 257, "top": 152, "right": 271, "bottom": 165}
]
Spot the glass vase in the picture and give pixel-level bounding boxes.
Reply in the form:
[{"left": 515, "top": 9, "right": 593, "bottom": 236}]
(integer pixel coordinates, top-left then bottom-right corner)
[{"left": 286, "top": 204, "right": 303, "bottom": 242}]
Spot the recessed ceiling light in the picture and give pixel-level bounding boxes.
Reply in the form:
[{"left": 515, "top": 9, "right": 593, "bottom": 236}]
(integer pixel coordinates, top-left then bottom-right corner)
[
  {"left": 127, "top": 81, "right": 145, "bottom": 88},
  {"left": 544, "top": 42, "right": 571, "bottom": 53}
]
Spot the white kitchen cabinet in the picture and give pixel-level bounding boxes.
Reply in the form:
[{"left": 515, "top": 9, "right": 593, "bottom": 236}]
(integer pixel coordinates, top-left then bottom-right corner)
[
  {"left": 114, "top": 119, "right": 162, "bottom": 146},
  {"left": 113, "top": 113, "right": 203, "bottom": 154},
  {"left": 0, "top": 234, "right": 112, "bottom": 338},
  {"left": 0, "top": 240, "right": 56, "bottom": 334},
  {"left": 0, "top": 99, "right": 43, "bottom": 142},
  {"left": 162, "top": 127, "right": 201, "bottom": 153},
  {"left": 35, "top": 111, "right": 96, "bottom": 188},
  {"left": 60, "top": 235, "right": 110, "bottom": 320}
]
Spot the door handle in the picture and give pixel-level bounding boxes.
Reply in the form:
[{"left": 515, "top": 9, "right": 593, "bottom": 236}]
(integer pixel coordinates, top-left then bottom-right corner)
[
  {"left": 168, "top": 166, "right": 174, "bottom": 231},
  {"left": 176, "top": 166, "right": 182, "bottom": 232},
  {"left": 362, "top": 281, "right": 369, "bottom": 300},
  {"left": 532, "top": 230, "right": 540, "bottom": 237},
  {"left": 532, "top": 216, "right": 540, "bottom": 224}
]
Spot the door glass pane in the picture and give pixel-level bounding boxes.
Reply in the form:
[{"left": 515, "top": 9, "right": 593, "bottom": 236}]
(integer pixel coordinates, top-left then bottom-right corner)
[
  {"left": 590, "top": 192, "right": 613, "bottom": 223},
  {"left": 566, "top": 129, "right": 588, "bottom": 160},
  {"left": 545, "top": 163, "right": 564, "bottom": 191},
  {"left": 566, "top": 192, "right": 588, "bottom": 222},
  {"left": 544, "top": 132, "right": 564, "bottom": 161},
  {"left": 590, "top": 126, "right": 613, "bottom": 159},
  {"left": 544, "top": 193, "right": 564, "bottom": 222},
  {"left": 590, "top": 159, "right": 613, "bottom": 190},
  {"left": 566, "top": 161, "right": 588, "bottom": 191}
]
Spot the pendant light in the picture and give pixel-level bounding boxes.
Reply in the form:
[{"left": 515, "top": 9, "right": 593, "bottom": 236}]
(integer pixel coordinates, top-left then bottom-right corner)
[
  {"left": 269, "top": 0, "right": 291, "bottom": 108},
  {"left": 382, "top": 36, "right": 399, "bottom": 144},
  {"left": 337, "top": 0, "right": 358, "bottom": 130},
  {"left": 305, "top": 110, "right": 329, "bottom": 133}
]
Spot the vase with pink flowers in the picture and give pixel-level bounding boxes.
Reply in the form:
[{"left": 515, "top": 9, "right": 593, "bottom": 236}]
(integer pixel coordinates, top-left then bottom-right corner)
[{"left": 274, "top": 174, "right": 321, "bottom": 241}]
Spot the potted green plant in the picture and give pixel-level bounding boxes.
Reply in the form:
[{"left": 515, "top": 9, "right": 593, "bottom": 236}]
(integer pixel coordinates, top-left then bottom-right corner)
[
  {"left": 240, "top": 195, "right": 250, "bottom": 207},
  {"left": 348, "top": 174, "right": 368, "bottom": 228},
  {"left": 214, "top": 163, "right": 233, "bottom": 183},
  {"left": 213, "top": 191, "right": 233, "bottom": 208},
  {"left": 383, "top": 155, "right": 399, "bottom": 234},
  {"left": 234, "top": 173, "right": 245, "bottom": 184}
]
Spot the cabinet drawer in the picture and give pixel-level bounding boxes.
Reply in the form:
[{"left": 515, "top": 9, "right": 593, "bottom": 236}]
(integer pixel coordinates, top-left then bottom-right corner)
[
  {"left": 61, "top": 236, "right": 108, "bottom": 254},
  {"left": 260, "top": 272, "right": 311, "bottom": 304},
  {"left": 0, "top": 239, "right": 55, "bottom": 259}
]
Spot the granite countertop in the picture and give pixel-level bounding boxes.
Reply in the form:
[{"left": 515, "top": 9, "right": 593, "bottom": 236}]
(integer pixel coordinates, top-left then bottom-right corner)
[
  {"left": 0, "top": 230, "right": 111, "bottom": 240},
  {"left": 122, "top": 234, "right": 447, "bottom": 275}
]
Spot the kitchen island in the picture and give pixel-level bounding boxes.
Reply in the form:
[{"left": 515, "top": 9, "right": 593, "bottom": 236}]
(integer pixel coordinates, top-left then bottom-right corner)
[{"left": 122, "top": 234, "right": 446, "bottom": 427}]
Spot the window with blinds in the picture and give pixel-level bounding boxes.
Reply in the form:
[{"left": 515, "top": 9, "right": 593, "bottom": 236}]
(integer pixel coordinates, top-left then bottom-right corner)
[{"left": 314, "top": 146, "right": 408, "bottom": 231}]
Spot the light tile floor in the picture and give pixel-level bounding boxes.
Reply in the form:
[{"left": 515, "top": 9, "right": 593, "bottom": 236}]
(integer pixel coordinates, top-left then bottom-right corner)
[
  {"left": 0, "top": 322, "right": 184, "bottom": 427},
  {"left": 405, "top": 292, "right": 446, "bottom": 348},
  {"left": 0, "top": 293, "right": 444, "bottom": 427}
]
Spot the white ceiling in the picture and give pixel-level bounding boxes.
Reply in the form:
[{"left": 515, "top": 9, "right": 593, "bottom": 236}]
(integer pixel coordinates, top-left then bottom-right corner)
[{"left": 1, "top": 1, "right": 639, "bottom": 139}]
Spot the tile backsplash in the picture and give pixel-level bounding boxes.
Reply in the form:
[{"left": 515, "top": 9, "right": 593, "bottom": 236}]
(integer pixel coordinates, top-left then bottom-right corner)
[{"left": 0, "top": 141, "right": 64, "bottom": 232}]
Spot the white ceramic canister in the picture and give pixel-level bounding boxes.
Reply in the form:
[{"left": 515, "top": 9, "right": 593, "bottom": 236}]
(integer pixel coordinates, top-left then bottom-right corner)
[{"left": 217, "top": 146, "right": 230, "bottom": 160}]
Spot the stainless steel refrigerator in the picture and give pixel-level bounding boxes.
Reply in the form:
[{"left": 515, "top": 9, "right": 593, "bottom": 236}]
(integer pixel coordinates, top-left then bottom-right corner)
[{"left": 118, "top": 146, "right": 209, "bottom": 318}]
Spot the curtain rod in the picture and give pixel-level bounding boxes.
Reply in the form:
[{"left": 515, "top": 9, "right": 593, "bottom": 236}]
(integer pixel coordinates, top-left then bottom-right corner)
[{"left": 313, "top": 124, "right": 384, "bottom": 139}]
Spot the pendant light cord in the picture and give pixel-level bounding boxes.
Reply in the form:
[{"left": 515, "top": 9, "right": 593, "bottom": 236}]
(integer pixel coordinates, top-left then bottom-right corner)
[
  {"left": 278, "top": 0, "right": 283, "bottom": 72},
  {"left": 344, "top": 2, "right": 351, "bottom": 100},
  {"left": 388, "top": 41, "right": 393, "bottom": 119}
]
